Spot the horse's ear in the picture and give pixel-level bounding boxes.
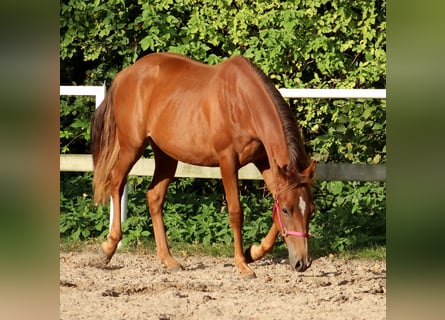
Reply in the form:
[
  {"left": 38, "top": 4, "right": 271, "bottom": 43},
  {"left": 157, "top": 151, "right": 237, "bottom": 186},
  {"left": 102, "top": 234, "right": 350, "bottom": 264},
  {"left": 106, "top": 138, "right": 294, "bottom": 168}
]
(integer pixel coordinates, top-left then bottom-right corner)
[{"left": 303, "top": 160, "right": 316, "bottom": 180}]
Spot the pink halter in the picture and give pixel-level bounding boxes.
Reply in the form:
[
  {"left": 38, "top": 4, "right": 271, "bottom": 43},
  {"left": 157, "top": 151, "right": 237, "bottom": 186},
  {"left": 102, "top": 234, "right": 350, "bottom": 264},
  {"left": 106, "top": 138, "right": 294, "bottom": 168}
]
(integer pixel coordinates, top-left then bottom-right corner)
[{"left": 273, "top": 198, "right": 310, "bottom": 241}]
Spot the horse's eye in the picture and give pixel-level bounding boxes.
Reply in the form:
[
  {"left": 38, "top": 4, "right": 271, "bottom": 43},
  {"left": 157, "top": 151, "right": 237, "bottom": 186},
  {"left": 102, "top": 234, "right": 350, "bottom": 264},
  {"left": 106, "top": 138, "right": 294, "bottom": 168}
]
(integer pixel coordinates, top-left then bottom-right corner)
[{"left": 282, "top": 208, "right": 289, "bottom": 215}]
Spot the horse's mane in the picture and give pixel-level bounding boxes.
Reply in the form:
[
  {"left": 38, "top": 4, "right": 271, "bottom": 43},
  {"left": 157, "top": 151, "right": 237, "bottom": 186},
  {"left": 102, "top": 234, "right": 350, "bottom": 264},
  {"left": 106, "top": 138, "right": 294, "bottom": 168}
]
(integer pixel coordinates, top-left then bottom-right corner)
[{"left": 242, "top": 58, "right": 311, "bottom": 175}]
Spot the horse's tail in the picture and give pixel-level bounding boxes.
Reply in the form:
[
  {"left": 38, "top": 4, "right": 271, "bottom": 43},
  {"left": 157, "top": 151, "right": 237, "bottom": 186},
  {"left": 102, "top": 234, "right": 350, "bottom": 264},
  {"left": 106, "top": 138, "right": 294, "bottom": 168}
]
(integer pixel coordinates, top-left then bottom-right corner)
[{"left": 90, "top": 83, "right": 120, "bottom": 206}]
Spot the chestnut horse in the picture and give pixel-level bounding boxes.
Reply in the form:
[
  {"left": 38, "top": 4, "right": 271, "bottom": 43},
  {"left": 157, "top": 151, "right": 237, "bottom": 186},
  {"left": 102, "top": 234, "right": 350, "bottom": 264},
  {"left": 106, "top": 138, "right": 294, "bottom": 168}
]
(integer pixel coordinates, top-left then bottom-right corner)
[{"left": 91, "top": 52, "right": 316, "bottom": 279}]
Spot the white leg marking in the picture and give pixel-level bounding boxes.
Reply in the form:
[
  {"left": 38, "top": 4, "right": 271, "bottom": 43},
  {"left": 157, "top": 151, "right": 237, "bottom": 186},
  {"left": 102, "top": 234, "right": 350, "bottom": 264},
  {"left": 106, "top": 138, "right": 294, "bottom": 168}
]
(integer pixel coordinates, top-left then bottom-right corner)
[{"left": 299, "top": 196, "right": 307, "bottom": 216}]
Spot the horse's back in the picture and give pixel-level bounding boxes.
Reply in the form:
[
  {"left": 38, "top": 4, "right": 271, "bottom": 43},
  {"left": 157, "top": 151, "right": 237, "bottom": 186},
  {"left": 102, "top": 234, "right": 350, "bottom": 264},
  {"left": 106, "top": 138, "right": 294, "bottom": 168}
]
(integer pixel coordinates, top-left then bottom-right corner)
[
  {"left": 119, "top": 52, "right": 217, "bottom": 84},
  {"left": 117, "top": 52, "right": 251, "bottom": 88},
  {"left": 110, "top": 53, "right": 266, "bottom": 166}
]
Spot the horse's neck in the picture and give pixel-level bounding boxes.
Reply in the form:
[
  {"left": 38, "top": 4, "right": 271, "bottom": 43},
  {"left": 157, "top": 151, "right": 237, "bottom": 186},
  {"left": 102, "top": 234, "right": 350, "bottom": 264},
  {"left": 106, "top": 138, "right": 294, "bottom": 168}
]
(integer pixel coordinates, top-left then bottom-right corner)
[
  {"left": 228, "top": 59, "right": 292, "bottom": 173},
  {"left": 253, "top": 104, "right": 290, "bottom": 172}
]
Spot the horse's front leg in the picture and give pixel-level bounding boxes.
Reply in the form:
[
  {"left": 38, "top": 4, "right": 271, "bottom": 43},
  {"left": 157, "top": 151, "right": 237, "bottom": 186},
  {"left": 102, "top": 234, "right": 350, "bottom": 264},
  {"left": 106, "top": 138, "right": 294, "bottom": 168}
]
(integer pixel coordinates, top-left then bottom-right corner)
[
  {"left": 245, "top": 223, "right": 279, "bottom": 263},
  {"left": 243, "top": 160, "right": 280, "bottom": 262},
  {"left": 220, "top": 160, "right": 256, "bottom": 279}
]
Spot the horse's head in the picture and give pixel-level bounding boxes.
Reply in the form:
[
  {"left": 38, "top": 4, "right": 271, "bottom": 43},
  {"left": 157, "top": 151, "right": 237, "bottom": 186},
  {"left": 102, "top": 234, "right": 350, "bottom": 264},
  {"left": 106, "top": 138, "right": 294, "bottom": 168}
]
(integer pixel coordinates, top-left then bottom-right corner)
[{"left": 274, "top": 160, "right": 316, "bottom": 272}]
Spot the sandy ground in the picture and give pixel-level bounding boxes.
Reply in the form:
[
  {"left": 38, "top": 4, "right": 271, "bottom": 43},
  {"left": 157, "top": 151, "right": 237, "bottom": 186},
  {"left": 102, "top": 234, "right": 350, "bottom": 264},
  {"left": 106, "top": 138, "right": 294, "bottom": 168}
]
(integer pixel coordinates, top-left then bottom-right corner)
[{"left": 60, "top": 250, "right": 386, "bottom": 320}]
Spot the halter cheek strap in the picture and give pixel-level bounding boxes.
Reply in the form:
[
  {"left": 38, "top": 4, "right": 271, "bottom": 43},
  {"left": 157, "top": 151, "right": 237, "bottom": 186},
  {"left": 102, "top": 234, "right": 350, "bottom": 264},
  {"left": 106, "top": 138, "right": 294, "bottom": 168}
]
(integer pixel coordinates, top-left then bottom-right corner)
[{"left": 273, "top": 198, "right": 310, "bottom": 240}]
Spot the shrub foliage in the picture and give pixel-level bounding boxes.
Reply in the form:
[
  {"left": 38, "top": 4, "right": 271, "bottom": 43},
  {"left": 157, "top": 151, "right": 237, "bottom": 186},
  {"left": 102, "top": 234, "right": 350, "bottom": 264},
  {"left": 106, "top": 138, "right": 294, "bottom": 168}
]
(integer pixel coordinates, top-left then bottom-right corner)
[{"left": 60, "top": 0, "right": 386, "bottom": 254}]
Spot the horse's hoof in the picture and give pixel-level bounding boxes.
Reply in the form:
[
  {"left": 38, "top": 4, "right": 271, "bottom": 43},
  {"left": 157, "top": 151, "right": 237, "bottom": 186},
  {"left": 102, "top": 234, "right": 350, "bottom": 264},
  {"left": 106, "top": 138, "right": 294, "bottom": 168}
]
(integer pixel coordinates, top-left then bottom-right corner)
[
  {"left": 88, "top": 247, "right": 112, "bottom": 268},
  {"left": 241, "top": 272, "right": 257, "bottom": 280},
  {"left": 167, "top": 264, "right": 184, "bottom": 273},
  {"left": 244, "top": 246, "right": 254, "bottom": 263}
]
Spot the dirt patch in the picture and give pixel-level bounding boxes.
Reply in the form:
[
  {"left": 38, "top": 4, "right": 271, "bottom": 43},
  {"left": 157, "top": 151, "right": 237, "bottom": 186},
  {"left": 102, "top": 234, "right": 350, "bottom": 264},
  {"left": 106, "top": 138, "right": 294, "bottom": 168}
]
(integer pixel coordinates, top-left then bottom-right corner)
[{"left": 60, "top": 250, "right": 385, "bottom": 319}]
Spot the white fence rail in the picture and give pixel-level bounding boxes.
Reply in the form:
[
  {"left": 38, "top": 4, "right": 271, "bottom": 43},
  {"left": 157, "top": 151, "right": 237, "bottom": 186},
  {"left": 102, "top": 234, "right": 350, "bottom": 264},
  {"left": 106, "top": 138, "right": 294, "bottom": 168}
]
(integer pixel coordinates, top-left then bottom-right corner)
[
  {"left": 60, "top": 154, "right": 386, "bottom": 181},
  {"left": 279, "top": 88, "right": 386, "bottom": 99},
  {"left": 60, "top": 85, "right": 106, "bottom": 107},
  {"left": 60, "top": 86, "right": 386, "bottom": 227}
]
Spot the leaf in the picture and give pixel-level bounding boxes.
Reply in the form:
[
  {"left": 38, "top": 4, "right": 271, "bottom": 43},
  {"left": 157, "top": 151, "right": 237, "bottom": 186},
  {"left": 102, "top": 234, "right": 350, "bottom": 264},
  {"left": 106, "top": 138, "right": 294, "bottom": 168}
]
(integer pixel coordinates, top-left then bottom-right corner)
[
  {"left": 328, "top": 182, "right": 343, "bottom": 195},
  {"left": 140, "top": 36, "right": 154, "bottom": 51},
  {"left": 373, "top": 154, "right": 381, "bottom": 164},
  {"left": 82, "top": 229, "right": 91, "bottom": 238},
  {"left": 362, "top": 106, "right": 377, "bottom": 119},
  {"left": 70, "top": 118, "right": 89, "bottom": 129},
  {"left": 72, "top": 228, "right": 81, "bottom": 241}
]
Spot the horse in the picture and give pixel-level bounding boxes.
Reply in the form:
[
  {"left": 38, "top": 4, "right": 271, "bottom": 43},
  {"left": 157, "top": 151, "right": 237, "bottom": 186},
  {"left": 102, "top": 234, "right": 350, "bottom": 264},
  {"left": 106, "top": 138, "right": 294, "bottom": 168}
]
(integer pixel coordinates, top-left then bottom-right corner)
[{"left": 90, "top": 52, "right": 316, "bottom": 279}]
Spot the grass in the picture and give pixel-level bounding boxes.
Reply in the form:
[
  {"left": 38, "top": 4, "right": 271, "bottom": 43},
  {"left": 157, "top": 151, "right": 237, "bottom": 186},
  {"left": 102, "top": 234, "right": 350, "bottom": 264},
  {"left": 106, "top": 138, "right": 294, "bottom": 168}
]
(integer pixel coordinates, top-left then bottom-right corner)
[
  {"left": 60, "top": 237, "right": 385, "bottom": 261},
  {"left": 336, "top": 244, "right": 386, "bottom": 260}
]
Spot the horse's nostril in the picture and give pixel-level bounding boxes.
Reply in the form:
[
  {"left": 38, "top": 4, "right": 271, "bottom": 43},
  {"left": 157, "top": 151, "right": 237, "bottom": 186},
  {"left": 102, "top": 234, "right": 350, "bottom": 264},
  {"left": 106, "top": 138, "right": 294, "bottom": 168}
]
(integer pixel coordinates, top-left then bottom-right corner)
[
  {"left": 295, "top": 260, "right": 303, "bottom": 271},
  {"left": 294, "top": 258, "right": 311, "bottom": 272}
]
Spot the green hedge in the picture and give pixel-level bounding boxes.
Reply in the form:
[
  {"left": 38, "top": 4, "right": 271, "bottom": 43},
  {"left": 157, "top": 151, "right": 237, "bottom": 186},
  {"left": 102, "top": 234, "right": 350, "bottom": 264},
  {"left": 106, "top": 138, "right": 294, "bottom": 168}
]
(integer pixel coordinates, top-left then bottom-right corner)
[{"left": 60, "top": 0, "right": 386, "bottom": 254}]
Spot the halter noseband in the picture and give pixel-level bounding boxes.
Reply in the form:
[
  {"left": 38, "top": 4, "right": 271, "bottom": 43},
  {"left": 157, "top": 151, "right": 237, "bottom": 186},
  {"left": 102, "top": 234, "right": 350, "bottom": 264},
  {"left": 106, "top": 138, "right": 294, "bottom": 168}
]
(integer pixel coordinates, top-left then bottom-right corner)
[{"left": 273, "top": 198, "right": 310, "bottom": 241}]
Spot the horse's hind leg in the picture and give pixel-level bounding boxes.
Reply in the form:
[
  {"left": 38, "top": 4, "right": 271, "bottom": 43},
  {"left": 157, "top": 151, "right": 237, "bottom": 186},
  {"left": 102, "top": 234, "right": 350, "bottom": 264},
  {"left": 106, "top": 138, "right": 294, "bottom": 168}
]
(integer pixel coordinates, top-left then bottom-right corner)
[
  {"left": 146, "top": 145, "right": 182, "bottom": 272},
  {"left": 99, "top": 145, "right": 142, "bottom": 265}
]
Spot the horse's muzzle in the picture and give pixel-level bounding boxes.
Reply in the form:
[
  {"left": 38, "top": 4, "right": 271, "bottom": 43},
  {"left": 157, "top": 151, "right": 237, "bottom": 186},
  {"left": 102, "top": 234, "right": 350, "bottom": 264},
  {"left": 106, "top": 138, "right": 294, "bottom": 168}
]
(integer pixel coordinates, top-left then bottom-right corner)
[{"left": 292, "top": 256, "right": 312, "bottom": 272}]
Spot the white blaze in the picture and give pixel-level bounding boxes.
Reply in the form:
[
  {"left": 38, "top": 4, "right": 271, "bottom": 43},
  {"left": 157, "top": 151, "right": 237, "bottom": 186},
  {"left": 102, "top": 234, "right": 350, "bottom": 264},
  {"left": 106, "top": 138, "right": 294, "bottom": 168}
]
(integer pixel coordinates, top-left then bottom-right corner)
[{"left": 299, "top": 196, "right": 307, "bottom": 216}]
